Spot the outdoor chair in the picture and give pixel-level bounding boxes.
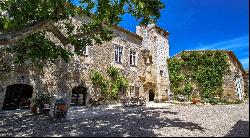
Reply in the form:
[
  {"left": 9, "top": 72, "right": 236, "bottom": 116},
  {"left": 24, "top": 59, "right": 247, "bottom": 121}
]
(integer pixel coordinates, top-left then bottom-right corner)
[{"left": 50, "top": 98, "right": 69, "bottom": 121}]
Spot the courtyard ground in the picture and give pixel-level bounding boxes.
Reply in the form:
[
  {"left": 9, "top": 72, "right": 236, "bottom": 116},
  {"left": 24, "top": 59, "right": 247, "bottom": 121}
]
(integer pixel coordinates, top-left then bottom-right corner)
[{"left": 0, "top": 100, "right": 249, "bottom": 137}]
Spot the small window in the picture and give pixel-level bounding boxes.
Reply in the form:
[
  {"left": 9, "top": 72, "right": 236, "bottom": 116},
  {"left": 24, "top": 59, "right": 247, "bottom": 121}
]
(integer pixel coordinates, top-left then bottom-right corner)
[
  {"left": 160, "top": 70, "right": 164, "bottom": 77},
  {"left": 130, "top": 50, "right": 137, "bottom": 67},
  {"left": 154, "top": 36, "right": 157, "bottom": 42},
  {"left": 135, "top": 87, "right": 140, "bottom": 97},
  {"left": 114, "top": 45, "right": 123, "bottom": 63}
]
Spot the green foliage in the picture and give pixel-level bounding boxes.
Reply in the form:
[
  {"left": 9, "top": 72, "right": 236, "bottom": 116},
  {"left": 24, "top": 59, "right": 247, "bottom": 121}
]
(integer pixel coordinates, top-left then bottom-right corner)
[
  {"left": 90, "top": 70, "right": 104, "bottom": 85},
  {"left": 90, "top": 66, "right": 129, "bottom": 101},
  {"left": 183, "top": 82, "right": 193, "bottom": 100},
  {"left": 30, "top": 93, "right": 52, "bottom": 107},
  {"left": 0, "top": 0, "right": 164, "bottom": 64},
  {"left": 168, "top": 51, "right": 230, "bottom": 104},
  {"left": 107, "top": 66, "right": 120, "bottom": 79}
]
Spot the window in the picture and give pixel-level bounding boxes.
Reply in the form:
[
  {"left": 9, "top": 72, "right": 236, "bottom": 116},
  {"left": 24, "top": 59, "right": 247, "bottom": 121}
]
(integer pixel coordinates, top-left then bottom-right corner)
[
  {"left": 153, "top": 36, "right": 157, "bottom": 42},
  {"left": 115, "top": 45, "right": 123, "bottom": 63},
  {"left": 130, "top": 50, "right": 137, "bottom": 67},
  {"left": 160, "top": 70, "right": 164, "bottom": 77},
  {"left": 129, "top": 86, "right": 140, "bottom": 97},
  {"left": 135, "top": 87, "right": 140, "bottom": 97},
  {"left": 142, "top": 29, "right": 147, "bottom": 37},
  {"left": 129, "top": 86, "right": 134, "bottom": 97}
]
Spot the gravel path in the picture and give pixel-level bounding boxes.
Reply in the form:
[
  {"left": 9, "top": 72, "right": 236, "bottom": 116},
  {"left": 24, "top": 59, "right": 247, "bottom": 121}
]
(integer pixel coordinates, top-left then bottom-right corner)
[{"left": 0, "top": 100, "right": 249, "bottom": 137}]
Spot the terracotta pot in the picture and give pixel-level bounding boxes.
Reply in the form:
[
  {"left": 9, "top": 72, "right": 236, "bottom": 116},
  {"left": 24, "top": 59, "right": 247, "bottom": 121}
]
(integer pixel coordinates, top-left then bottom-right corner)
[
  {"left": 192, "top": 98, "right": 199, "bottom": 104},
  {"left": 58, "top": 105, "right": 66, "bottom": 110},
  {"left": 31, "top": 106, "right": 37, "bottom": 113},
  {"left": 162, "top": 95, "right": 168, "bottom": 101}
]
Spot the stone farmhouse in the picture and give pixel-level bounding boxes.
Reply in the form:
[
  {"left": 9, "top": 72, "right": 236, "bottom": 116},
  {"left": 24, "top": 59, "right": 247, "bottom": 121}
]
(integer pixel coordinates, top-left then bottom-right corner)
[
  {"left": 0, "top": 16, "right": 171, "bottom": 110},
  {"left": 173, "top": 50, "right": 247, "bottom": 102}
]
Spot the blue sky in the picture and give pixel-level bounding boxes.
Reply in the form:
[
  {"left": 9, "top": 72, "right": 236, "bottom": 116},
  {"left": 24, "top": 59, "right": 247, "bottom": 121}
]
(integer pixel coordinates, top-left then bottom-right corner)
[{"left": 119, "top": 0, "right": 249, "bottom": 70}]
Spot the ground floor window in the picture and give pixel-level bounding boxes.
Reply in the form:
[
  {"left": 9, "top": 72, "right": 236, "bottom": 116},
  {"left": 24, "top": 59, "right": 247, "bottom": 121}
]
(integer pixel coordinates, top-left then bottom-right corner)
[{"left": 129, "top": 86, "right": 140, "bottom": 97}]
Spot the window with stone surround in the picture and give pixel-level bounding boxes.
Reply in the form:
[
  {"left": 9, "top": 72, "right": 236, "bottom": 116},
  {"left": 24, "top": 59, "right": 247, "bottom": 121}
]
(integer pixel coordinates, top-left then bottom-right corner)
[
  {"left": 114, "top": 45, "right": 123, "bottom": 63},
  {"left": 130, "top": 50, "right": 137, "bottom": 67},
  {"left": 129, "top": 86, "right": 140, "bottom": 97}
]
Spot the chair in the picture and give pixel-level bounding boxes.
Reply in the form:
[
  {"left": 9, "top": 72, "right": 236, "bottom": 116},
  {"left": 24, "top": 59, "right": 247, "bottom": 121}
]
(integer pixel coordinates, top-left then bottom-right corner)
[{"left": 52, "top": 99, "right": 68, "bottom": 121}]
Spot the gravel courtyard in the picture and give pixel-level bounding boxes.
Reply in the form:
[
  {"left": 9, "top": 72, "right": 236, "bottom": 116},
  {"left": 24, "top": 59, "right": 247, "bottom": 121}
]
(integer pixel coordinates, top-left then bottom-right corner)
[{"left": 0, "top": 100, "right": 249, "bottom": 137}]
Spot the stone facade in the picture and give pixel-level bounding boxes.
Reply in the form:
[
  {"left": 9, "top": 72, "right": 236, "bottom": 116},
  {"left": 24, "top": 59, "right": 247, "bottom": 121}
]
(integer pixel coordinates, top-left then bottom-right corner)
[
  {"left": 243, "top": 71, "right": 249, "bottom": 97},
  {"left": 222, "top": 51, "right": 245, "bottom": 102},
  {"left": 173, "top": 50, "right": 246, "bottom": 102},
  {"left": 136, "top": 25, "right": 171, "bottom": 101},
  {"left": 0, "top": 17, "right": 170, "bottom": 110}
]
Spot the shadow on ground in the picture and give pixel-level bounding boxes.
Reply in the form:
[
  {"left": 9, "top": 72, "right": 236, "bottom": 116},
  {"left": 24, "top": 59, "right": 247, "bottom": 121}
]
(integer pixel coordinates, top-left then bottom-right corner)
[
  {"left": 0, "top": 107, "right": 205, "bottom": 137},
  {"left": 224, "top": 120, "right": 249, "bottom": 137}
]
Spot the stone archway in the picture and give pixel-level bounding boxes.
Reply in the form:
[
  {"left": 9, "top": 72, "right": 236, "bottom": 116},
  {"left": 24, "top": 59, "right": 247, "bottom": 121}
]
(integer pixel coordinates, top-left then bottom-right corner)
[
  {"left": 3, "top": 84, "right": 33, "bottom": 110},
  {"left": 149, "top": 89, "right": 155, "bottom": 101},
  {"left": 71, "top": 86, "right": 87, "bottom": 106}
]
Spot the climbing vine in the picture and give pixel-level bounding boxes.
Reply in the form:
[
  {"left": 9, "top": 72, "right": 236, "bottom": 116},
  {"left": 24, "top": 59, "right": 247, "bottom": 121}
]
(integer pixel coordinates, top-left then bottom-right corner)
[
  {"left": 168, "top": 51, "right": 230, "bottom": 104},
  {"left": 90, "top": 66, "right": 129, "bottom": 101}
]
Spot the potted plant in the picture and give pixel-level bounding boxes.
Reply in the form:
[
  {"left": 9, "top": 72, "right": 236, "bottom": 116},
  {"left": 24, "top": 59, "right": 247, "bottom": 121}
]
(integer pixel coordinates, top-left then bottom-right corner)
[
  {"left": 161, "top": 95, "right": 168, "bottom": 102},
  {"left": 191, "top": 94, "right": 200, "bottom": 104},
  {"left": 30, "top": 96, "right": 39, "bottom": 114},
  {"left": 30, "top": 93, "right": 52, "bottom": 114}
]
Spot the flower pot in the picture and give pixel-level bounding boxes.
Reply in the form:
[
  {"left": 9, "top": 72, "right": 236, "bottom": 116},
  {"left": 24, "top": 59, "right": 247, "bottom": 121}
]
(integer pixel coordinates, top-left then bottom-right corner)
[
  {"left": 192, "top": 98, "right": 199, "bottom": 104},
  {"left": 162, "top": 95, "right": 168, "bottom": 102},
  {"left": 31, "top": 106, "right": 37, "bottom": 113},
  {"left": 58, "top": 104, "right": 66, "bottom": 111}
]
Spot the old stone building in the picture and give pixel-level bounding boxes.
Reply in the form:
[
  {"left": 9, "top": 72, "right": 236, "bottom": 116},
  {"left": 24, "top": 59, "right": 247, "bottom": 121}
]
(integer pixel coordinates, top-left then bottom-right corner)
[
  {"left": 0, "top": 17, "right": 171, "bottom": 110},
  {"left": 173, "top": 50, "right": 246, "bottom": 102},
  {"left": 243, "top": 70, "right": 249, "bottom": 98}
]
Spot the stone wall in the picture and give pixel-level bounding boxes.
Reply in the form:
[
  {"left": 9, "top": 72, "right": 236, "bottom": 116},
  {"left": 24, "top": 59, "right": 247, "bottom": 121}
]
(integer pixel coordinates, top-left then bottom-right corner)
[
  {"left": 0, "top": 16, "right": 149, "bottom": 110},
  {"left": 222, "top": 54, "right": 245, "bottom": 102},
  {"left": 136, "top": 24, "right": 171, "bottom": 101}
]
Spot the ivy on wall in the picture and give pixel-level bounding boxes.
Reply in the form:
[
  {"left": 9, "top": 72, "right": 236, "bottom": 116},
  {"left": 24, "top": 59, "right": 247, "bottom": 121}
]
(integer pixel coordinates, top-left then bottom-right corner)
[
  {"left": 168, "top": 51, "right": 230, "bottom": 104},
  {"left": 90, "top": 66, "right": 129, "bottom": 101}
]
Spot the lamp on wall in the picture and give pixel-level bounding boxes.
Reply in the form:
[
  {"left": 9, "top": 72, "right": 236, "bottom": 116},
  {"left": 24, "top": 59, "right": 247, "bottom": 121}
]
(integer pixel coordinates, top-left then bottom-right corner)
[{"left": 20, "top": 76, "right": 25, "bottom": 84}]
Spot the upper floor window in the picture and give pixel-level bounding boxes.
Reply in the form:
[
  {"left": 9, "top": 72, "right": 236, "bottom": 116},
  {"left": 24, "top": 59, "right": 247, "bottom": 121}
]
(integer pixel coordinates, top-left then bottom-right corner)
[
  {"left": 114, "top": 45, "right": 123, "bottom": 63},
  {"left": 160, "top": 70, "right": 164, "bottom": 77},
  {"left": 130, "top": 50, "right": 137, "bottom": 67}
]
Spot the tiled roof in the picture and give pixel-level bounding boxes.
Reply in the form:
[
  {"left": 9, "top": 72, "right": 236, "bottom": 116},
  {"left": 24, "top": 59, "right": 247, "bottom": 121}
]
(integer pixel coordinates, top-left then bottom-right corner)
[
  {"left": 113, "top": 25, "right": 143, "bottom": 40},
  {"left": 146, "top": 25, "right": 169, "bottom": 36}
]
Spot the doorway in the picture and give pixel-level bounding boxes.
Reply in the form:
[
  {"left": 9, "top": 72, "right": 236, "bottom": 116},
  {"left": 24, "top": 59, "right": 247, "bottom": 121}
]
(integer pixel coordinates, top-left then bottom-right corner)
[
  {"left": 71, "top": 86, "right": 87, "bottom": 106},
  {"left": 149, "top": 89, "right": 155, "bottom": 101},
  {"left": 3, "top": 84, "right": 33, "bottom": 110}
]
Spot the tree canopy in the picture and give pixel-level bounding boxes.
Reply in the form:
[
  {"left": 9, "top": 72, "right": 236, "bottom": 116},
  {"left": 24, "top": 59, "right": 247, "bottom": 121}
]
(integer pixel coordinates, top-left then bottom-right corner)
[{"left": 0, "top": 0, "right": 165, "bottom": 64}]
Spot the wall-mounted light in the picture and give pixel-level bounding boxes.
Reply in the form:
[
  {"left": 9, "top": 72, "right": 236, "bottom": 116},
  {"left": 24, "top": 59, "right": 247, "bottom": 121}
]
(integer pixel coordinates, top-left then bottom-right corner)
[{"left": 20, "top": 76, "right": 25, "bottom": 84}]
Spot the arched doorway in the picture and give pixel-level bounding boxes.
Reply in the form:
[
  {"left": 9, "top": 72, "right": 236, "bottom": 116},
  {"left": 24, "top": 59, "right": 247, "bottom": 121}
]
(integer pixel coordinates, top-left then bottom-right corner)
[
  {"left": 149, "top": 89, "right": 155, "bottom": 101},
  {"left": 71, "top": 86, "right": 87, "bottom": 106},
  {"left": 3, "top": 84, "right": 33, "bottom": 110}
]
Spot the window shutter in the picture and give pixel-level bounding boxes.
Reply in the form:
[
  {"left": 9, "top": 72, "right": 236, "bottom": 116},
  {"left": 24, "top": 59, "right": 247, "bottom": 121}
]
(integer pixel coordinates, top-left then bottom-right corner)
[
  {"left": 115, "top": 47, "right": 118, "bottom": 62},
  {"left": 130, "top": 52, "right": 132, "bottom": 65},
  {"left": 135, "top": 52, "right": 138, "bottom": 66},
  {"left": 85, "top": 46, "right": 89, "bottom": 55}
]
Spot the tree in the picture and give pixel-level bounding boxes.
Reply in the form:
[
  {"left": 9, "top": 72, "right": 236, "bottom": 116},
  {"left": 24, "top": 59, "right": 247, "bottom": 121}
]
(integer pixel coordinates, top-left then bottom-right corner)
[{"left": 0, "top": 0, "right": 165, "bottom": 64}]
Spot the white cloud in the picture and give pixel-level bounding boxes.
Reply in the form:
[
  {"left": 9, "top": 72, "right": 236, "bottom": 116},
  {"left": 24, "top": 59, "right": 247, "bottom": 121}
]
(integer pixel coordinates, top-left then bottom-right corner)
[
  {"left": 239, "top": 57, "right": 249, "bottom": 69},
  {"left": 193, "top": 35, "right": 249, "bottom": 69},
  {"left": 195, "top": 35, "right": 249, "bottom": 50}
]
